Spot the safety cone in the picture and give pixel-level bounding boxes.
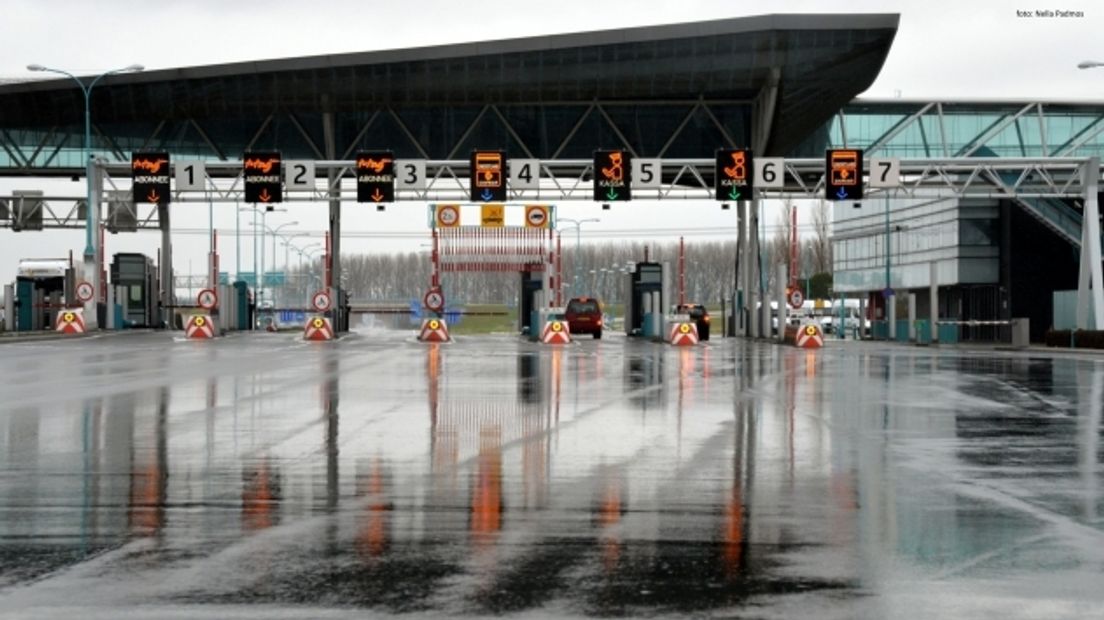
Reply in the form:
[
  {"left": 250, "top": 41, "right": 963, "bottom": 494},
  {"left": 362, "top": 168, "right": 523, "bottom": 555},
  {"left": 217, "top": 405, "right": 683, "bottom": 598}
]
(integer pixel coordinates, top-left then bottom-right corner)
[
  {"left": 795, "top": 322, "right": 824, "bottom": 349},
  {"left": 55, "top": 309, "right": 86, "bottom": 334},
  {"left": 540, "top": 319, "right": 572, "bottom": 345},
  {"left": 304, "top": 316, "right": 335, "bottom": 341},
  {"left": 418, "top": 318, "right": 450, "bottom": 342},
  {"left": 185, "top": 314, "right": 217, "bottom": 339},
  {"left": 667, "top": 321, "right": 699, "bottom": 346}
]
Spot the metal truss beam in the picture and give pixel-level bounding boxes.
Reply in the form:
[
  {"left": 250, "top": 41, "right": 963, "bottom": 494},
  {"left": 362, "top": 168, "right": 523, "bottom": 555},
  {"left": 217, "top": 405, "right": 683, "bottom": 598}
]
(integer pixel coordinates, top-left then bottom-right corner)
[{"left": 0, "top": 157, "right": 1097, "bottom": 234}]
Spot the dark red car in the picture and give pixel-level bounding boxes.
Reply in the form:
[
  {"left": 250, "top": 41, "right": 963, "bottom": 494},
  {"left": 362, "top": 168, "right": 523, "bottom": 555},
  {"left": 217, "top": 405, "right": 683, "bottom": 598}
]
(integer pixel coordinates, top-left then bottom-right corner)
[{"left": 565, "top": 297, "right": 603, "bottom": 339}]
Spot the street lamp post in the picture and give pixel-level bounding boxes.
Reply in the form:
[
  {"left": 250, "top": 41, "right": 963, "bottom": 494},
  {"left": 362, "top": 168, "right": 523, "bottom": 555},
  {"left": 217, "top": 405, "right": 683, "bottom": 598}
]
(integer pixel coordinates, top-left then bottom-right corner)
[
  {"left": 557, "top": 217, "right": 600, "bottom": 297},
  {"left": 28, "top": 63, "right": 143, "bottom": 328},
  {"left": 27, "top": 63, "right": 144, "bottom": 260},
  {"left": 250, "top": 219, "right": 300, "bottom": 306}
]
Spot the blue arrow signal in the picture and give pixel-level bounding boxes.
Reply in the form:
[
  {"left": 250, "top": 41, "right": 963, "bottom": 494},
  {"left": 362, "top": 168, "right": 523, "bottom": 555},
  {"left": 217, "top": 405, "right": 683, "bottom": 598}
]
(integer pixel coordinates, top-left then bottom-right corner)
[
  {"left": 835, "top": 187, "right": 849, "bottom": 200},
  {"left": 481, "top": 188, "right": 494, "bottom": 201}
]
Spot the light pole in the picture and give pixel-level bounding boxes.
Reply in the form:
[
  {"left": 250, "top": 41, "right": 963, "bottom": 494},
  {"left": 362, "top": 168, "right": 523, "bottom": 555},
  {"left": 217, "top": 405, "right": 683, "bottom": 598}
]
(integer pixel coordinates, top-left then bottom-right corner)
[
  {"left": 269, "top": 222, "right": 300, "bottom": 275},
  {"left": 557, "top": 217, "right": 600, "bottom": 297},
  {"left": 243, "top": 207, "right": 286, "bottom": 305},
  {"left": 278, "top": 232, "right": 309, "bottom": 305},
  {"left": 27, "top": 63, "right": 144, "bottom": 262},
  {"left": 28, "top": 62, "right": 143, "bottom": 327},
  {"left": 293, "top": 243, "right": 322, "bottom": 298},
  {"left": 250, "top": 217, "right": 298, "bottom": 306}
]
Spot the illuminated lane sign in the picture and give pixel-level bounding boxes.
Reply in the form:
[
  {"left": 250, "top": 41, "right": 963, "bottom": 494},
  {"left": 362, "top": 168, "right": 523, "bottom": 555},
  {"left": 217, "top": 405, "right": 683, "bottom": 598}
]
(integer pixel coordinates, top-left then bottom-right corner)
[
  {"left": 243, "top": 151, "right": 283, "bottom": 203},
  {"left": 826, "top": 149, "right": 863, "bottom": 201},
  {"left": 471, "top": 150, "right": 507, "bottom": 202},
  {"left": 593, "top": 150, "right": 632, "bottom": 201},
  {"left": 132, "top": 152, "right": 170, "bottom": 205},
  {"left": 715, "top": 149, "right": 753, "bottom": 201},
  {"left": 356, "top": 151, "right": 395, "bottom": 203}
]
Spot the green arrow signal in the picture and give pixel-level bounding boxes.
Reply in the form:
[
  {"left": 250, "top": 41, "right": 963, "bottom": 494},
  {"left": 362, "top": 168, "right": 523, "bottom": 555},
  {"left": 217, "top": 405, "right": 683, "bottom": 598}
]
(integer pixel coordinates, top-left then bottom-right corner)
[
  {"left": 606, "top": 187, "right": 619, "bottom": 200},
  {"left": 728, "top": 187, "right": 741, "bottom": 200}
]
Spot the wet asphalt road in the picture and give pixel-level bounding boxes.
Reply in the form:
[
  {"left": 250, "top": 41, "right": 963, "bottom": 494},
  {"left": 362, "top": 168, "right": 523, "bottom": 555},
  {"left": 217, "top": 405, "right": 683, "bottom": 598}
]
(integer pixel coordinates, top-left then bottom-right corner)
[{"left": 0, "top": 328, "right": 1102, "bottom": 619}]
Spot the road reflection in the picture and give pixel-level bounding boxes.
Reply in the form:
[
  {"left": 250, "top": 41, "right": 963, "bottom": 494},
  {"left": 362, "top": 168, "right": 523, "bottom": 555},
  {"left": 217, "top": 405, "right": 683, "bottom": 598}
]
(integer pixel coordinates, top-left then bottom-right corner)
[{"left": 1, "top": 335, "right": 1102, "bottom": 617}]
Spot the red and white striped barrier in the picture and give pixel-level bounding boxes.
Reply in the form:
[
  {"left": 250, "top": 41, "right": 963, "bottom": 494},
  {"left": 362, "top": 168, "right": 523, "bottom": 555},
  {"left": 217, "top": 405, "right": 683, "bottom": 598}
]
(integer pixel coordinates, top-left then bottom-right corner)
[
  {"left": 185, "top": 314, "right": 217, "bottom": 339},
  {"left": 55, "top": 309, "right": 86, "bottom": 334},
  {"left": 418, "top": 318, "right": 451, "bottom": 342},
  {"left": 796, "top": 322, "right": 824, "bottom": 349},
  {"left": 667, "top": 321, "right": 699, "bottom": 346},
  {"left": 541, "top": 319, "right": 571, "bottom": 345},
  {"left": 304, "top": 316, "right": 335, "bottom": 341}
]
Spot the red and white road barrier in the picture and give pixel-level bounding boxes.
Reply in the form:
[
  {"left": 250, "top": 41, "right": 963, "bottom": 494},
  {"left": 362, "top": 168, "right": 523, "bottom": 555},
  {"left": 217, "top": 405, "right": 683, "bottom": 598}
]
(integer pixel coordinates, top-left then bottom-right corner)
[
  {"left": 418, "top": 318, "right": 450, "bottom": 343},
  {"left": 55, "top": 309, "right": 85, "bottom": 334},
  {"left": 185, "top": 314, "right": 217, "bottom": 339},
  {"left": 304, "top": 316, "right": 335, "bottom": 341},
  {"left": 795, "top": 322, "right": 824, "bottom": 349},
  {"left": 667, "top": 321, "right": 699, "bottom": 346},
  {"left": 541, "top": 319, "right": 571, "bottom": 345}
]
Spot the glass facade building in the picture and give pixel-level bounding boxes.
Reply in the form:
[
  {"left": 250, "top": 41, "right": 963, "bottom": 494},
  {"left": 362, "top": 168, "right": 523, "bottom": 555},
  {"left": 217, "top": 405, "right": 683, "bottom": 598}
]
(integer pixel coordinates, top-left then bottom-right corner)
[{"left": 810, "top": 101, "right": 1102, "bottom": 341}]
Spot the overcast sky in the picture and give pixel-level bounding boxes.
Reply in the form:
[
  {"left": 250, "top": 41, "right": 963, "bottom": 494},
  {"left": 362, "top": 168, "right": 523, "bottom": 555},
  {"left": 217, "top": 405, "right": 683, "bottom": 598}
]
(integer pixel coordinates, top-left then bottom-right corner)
[{"left": 0, "top": 0, "right": 1100, "bottom": 287}]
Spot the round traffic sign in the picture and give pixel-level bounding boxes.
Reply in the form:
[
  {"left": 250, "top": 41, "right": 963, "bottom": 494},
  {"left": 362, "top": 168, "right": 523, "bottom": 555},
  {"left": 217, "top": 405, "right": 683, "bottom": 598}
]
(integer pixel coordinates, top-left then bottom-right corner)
[
  {"left": 436, "top": 205, "right": 460, "bottom": 228},
  {"left": 423, "top": 289, "right": 444, "bottom": 312},
  {"left": 525, "top": 205, "right": 548, "bottom": 228},
  {"left": 788, "top": 288, "right": 804, "bottom": 309},
  {"left": 197, "top": 288, "right": 218, "bottom": 309},
  {"left": 312, "top": 291, "right": 332, "bottom": 312},
  {"left": 75, "top": 281, "right": 95, "bottom": 303}
]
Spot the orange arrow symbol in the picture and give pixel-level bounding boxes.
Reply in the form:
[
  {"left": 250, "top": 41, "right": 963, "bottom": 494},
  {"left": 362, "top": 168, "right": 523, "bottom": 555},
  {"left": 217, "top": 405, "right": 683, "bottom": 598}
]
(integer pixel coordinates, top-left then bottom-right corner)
[
  {"left": 258, "top": 188, "right": 272, "bottom": 203},
  {"left": 371, "top": 188, "right": 385, "bottom": 202},
  {"left": 147, "top": 189, "right": 161, "bottom": 203}
]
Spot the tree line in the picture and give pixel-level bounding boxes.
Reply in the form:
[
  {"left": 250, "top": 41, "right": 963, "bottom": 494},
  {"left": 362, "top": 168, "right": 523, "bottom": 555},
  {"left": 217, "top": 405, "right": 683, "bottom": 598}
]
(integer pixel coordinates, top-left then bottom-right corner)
[{"left": 280, "top": 202, "right": 833, "bottom": 305}]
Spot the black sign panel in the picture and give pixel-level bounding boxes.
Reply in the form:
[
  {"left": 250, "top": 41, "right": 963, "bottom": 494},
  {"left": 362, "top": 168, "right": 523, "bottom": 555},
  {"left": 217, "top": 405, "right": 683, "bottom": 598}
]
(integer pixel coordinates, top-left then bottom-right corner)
[
  {"left": 470, "top": 150, "right": 507, "bottom": 202},
  {"left": 243, "top": 151, "right": 283, "bottom": 204},
  {"left": 593, "top": 150, "right": 632, "bottom": 201},
  {"left": 356, "top": 151, "right": 395, "bottom": 203},
  {"left": 825, "top": 149, "right": 864, "bottom": 201},
  {"left": 714, "top": 149, "right": 753, "bottom": 201},
  {"left": 132, "top": 152, "right": 170, "bottom": 205}
]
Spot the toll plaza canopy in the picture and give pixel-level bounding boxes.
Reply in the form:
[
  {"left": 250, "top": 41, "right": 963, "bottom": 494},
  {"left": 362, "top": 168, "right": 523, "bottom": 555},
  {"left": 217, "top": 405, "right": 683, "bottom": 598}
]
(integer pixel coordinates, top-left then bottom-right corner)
[{"left": 0, "top": 13, "right": 899, "bottom": 173}]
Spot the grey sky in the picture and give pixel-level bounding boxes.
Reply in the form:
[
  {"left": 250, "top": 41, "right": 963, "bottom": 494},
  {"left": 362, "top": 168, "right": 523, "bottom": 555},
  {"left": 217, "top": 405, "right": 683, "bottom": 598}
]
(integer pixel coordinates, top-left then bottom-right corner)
[{"left": 0, "top": 0, "right": 1100, "bottom": 285}]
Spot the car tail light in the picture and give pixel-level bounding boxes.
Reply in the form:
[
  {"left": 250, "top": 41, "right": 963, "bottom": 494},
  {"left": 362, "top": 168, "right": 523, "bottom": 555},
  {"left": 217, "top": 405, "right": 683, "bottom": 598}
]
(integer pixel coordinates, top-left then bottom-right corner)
[
  {"left": 597, "top": 319, "right": 603, "bottom": 327},
  {"left": 703, "top": 316, "right": 710, "bottom": 323}
]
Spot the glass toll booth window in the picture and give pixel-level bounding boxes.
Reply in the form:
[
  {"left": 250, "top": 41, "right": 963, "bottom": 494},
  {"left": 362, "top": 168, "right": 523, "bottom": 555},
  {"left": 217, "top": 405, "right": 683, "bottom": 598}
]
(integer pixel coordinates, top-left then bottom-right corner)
[
  {"left": 111, "top": 253, "right": 160, "bottom": 328},
  {"left": 627, "top": 262, "right": 663, "bottom": 334}
]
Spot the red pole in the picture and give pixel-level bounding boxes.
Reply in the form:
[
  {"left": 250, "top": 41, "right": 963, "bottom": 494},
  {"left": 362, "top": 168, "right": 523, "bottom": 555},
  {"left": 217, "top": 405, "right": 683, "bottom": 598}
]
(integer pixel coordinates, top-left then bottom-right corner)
[
  {"left": 678, "top": 236, "right": 686, "bottom": 307},
  {"left": 790, "top": 204, "right": 799, "bottom": 289},
  {"left": 556, "top": 232, "right": 563, "bottom": 306},
  {"left": 431, "top": 228, "right": 439, "bottom": 289},
  {"left": 324, "top": 231, "right": 331, "bottom": 289}
]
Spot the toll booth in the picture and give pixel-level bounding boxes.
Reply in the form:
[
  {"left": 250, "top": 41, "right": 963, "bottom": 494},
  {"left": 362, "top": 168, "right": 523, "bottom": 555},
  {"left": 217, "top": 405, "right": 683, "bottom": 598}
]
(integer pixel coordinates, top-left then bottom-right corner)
[
  {"left": 518, "top": 267, "right": 544, "bottom": 334},
  {"left": 334, "top": 288, "right": 350, "bottom": 333},
  {"left": 233, "top": 281, "right": 253, "bottom": 330},
  {"left": 111, "top": 253, "right": 161, "bottom": 328},
  {"left": 13, "top": 258, "right": 74, "bottom": 331},
  {"left": 624, "top": 262, "right": 664, "bottom": 336}
]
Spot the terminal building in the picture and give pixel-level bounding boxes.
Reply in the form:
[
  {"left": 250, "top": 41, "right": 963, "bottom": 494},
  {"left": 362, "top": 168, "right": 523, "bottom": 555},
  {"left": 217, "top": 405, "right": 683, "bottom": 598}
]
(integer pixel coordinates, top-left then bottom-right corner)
[
  {"left": 812, "top": 102, "right": 1101, "bottom": 341},
  {"left": 0, "top": 13, "right": 1099, "bottom": 340}
]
